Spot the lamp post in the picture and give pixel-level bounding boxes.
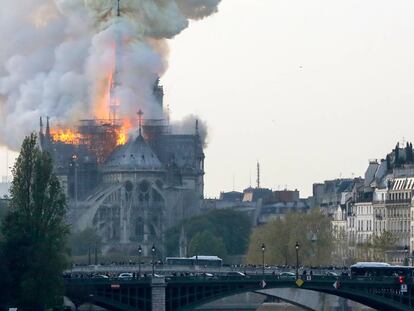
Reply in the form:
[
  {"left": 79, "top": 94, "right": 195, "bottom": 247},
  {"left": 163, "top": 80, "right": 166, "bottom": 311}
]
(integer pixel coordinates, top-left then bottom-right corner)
[
  {"left": 88, "top": 246, "right": 91, "bottom": 265},
  {"left": 71, "top": 154, "right": 78, "bottom": 208},
  {"left": 94, "top": 241, "right": 98, "bottom": 265},
  {"left": 138, "top": 245, "right": 142, "bottom": 277},
  {"left": 295, "top": 241, "right": 300, "bottom": 279},
  {"left": 404, "top": 245, "right": 409, "bottom": 266},
  {"left": 311, "top": 232, "right": 317, "bottom": 265},
  {"left": 151, "top": 244, "right": 156, "bottom": 276},
  {"left": 261, "top": 243, "right": 266, "bottom": 276}
]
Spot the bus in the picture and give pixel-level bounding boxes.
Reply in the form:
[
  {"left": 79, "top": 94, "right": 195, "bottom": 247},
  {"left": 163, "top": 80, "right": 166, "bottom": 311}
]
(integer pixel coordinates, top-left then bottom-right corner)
[
  {"left": 350, "top": 262, "right": 414, "bottom": 278},
  {"left": 166, "top": 256, "right": 222, "bottom": 267}
]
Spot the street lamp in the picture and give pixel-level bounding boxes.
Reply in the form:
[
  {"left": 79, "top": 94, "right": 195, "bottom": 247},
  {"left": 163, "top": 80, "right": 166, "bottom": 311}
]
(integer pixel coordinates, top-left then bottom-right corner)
[
  {"left": 151, "top": 244, "right": 156, "bottom": 276},
  {"left": 295, "top": 241, "right": 300, "bottom": 279},
  {"left": 311, "top": 232, "right": 317, "bottom": 265},
  {"left": 88, "top": 246, "right": 91, "bottom": 266},
  {"left": 404, "top": 245, "right": 409, "bottom": 266},
  {"left": 261, "top": 243, "right": 266, "bottom": 276},
  {"left": 138, "top": 245, "right": 142, "bottom": 277},
  {"left": 311, "top": 233, "right": 317, "bottom": 246},
  {"left": 94, "top": 241, "right": 98, "bottom": 265},
  {"left": 71, "top": 154, "right": 79, "bottom": 208}
]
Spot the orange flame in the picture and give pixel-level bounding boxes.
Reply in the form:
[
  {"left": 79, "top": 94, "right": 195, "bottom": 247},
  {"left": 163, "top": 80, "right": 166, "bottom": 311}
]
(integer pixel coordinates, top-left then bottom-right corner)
[
  {"left": 117, "top": 119, "right": 131, "bottom": 145},
  {"left": 50, "top": 128, "right": 81, "bottom": 144},
  {"left": 93, "top": 75, "right": 111, "bottom": 119},
  {"left": 117, "top": 128, "right": 127, "bottom": 145},
  {"left": 93, "top": 41, "right": 117, "bottom": 120},
  {"left": 51, "top": 123, "right": 129, "bottom": 147},
  {"left": 52, "top": 41, "right": 131, "bottom": 150}
]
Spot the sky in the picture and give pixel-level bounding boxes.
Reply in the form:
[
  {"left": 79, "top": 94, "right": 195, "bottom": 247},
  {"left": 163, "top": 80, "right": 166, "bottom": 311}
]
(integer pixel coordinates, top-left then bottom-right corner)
[{"left": 3, "top": 0, "right": 414, "bottom": 198}]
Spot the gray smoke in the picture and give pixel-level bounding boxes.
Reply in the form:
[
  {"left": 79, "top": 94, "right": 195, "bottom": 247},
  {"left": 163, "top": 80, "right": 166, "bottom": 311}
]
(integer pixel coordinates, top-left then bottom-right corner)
[
  {"left": 0, "top": 0, "right": 221, "bottom": 150},
  {"left": 176, "top": 0, "right": 221, "bottom": 19},
  {"left": 171, "top": 114, "right": 208, "bottom": 147}
]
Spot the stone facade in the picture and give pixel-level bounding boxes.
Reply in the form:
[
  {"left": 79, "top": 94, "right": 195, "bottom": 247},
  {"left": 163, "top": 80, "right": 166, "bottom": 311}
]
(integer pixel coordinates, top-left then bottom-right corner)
[
  {"left": 326, "top": 143, "right": 414, "bottom": 264},
  {"left": 39, "top": 86, "right": 205, "bottom": 256}
]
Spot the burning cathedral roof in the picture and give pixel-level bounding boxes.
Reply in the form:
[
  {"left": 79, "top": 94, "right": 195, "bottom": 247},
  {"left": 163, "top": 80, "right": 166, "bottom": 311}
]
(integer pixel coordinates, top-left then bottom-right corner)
[{"left": 104, "top": 133, "right": 162, "bottom": 171}]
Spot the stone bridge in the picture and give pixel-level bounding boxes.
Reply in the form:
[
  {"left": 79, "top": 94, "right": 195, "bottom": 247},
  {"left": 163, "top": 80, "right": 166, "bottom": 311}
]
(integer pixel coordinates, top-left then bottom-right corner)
[{"left": 64, "top": 275, "right": 413, "bottom": 311}]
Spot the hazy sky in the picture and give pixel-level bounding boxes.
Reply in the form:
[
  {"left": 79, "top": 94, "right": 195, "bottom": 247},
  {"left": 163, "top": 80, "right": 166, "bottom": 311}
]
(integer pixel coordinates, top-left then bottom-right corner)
[
  {"left": 163, "top": 0, "right": 414, "bottom": 197},
  {"left": 3, "top": 0, "right": 414, "bottom": 197}
]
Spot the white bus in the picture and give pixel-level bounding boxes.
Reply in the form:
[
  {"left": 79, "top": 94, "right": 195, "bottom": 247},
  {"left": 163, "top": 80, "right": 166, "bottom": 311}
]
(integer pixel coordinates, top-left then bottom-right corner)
[{"left": 166, "top": 256, "right": 222, "bottom": 267}]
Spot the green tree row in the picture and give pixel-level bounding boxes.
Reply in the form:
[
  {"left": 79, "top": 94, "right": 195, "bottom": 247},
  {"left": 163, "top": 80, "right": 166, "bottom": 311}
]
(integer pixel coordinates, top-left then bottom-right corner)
[
  {"left": 165, "top": 209, "right": 252, "bottom": 260},
  {"left": 246, "top": 209, "right": 333, "bottom": 266},
  {"left": 68, "top": 227, "right": 101, "bottom": 258},
  {"left": 353, "top": 231, "right": 398, "bottom": 263}
]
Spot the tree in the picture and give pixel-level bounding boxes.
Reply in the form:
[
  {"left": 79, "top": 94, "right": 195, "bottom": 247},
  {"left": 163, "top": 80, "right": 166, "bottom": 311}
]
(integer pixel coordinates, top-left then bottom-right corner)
[
  {"left": 372, "top": 231, "right": 397, "bottom": 262},
  {"left": 188, "top": 231, "right": 227, "bottom": 259},
  {"left": 332, "top": 226, "right": 350, "bottom": 266},
  {"left": 0, "top": 199, "right": 9, "bottom": 232},
  {"left": 1, "top": 133, "right": 69, "bottom": 310},
  {"left": 356, "top": 238, "right": 373, "bottom": 262},
  {"left": 165, "top": 209, "right": 251, "bottom": 258},
  {"left": 205, "top": 209, "right": 251, "bottom": 255},
  {"left": 68, "top": 227, "right": 102, "bottom": 257},
  {"left": 246, "top": 209, "right": 334, "bottom": 266}
]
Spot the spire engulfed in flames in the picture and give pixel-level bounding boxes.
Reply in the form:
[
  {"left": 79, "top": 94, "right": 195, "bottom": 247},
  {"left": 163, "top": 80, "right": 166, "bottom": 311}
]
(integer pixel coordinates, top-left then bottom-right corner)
[
  {"left": 51, "top": 29, "right": 132, "bottom": 150},
  {"left": 0, "top": 0, "right": 221, "bottom": 150},
  {"left": 35, "top": 0, "right": 215, "bottom": 159}
]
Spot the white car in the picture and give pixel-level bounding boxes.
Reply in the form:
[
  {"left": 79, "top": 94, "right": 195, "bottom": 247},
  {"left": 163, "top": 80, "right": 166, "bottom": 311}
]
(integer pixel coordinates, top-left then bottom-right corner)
[
  {"left": 92, "top": 274, "right": 109, "bottom": 279},
  {"left": 226, "top": 271, "right": 246, "bottom": 277},
  {"left": 279, "top": 272, "right": 296, "bottom": 279},
  {"left": 118, "top": 272, "right": 133, "bottom": 279}
]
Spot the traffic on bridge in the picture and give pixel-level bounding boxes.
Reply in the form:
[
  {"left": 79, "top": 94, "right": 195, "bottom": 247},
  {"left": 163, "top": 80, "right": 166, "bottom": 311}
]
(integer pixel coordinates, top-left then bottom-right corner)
[{"left": 64, "top": 262, "right": 414, "bottom": 311}]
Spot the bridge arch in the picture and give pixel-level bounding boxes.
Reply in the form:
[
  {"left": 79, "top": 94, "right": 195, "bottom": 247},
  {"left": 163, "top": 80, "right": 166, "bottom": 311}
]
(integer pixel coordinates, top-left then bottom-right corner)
[
  {"left": 194, "top": 291, "right": 316, "bottom": 311},
  {"left": 255, "top": 288, "right": 373, "bottom": 311},
  {"left": 166, "top": 277, "right": 407, "bottom": 311},
  {"left": 65, "top": 275, "right": 412, "bottom": 311}
]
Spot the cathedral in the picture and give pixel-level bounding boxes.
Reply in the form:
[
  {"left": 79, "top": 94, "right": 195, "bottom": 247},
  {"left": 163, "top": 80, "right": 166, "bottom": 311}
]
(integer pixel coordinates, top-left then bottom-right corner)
[{"left": 39, "top": 86, "right": 205, "bottom": 257}]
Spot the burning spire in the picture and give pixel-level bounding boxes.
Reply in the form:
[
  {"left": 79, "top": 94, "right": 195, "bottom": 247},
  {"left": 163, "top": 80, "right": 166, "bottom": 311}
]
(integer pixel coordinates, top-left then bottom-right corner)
[
  {"left": 137, "top": 109, "right": 144, "bottom": 137},
  {"left": 0, "top": 0, "right": 221, "bottom": 150},
  {"left": 109, "top": 0, "right": 123, "bottom": 123}
]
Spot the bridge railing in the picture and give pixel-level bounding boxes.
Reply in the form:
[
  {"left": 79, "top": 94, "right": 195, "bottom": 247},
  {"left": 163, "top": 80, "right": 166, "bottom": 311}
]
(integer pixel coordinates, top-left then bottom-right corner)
[{"left": 63, "top": 273, "right": 405, "bottom": 285}]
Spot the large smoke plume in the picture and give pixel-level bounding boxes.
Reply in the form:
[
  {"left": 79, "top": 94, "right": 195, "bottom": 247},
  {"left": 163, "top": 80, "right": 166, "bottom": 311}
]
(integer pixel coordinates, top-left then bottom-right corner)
[{"left": 0, "top": 0, "right": 220, "bottom": 150}]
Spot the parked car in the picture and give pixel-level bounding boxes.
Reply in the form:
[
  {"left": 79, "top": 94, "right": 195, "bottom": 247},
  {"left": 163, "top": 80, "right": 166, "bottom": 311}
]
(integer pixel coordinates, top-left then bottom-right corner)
[
  {"left": 92, "top": 274, "right": 109, "bottom": 279},
  {"left": 325, "top": 271, "right": 338, "bottom": 277},
  {"left": 118, "top": 272, "right": 133, "bottom": 279},
  {"left": 279, "top": 272, "right": 296, "bottom": 278},
  {"left": 226, "top": 271, "right": 246, "bottom": 277},
  {"left": 195, "top": 272, "right": 214, "bottom": 277}
]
